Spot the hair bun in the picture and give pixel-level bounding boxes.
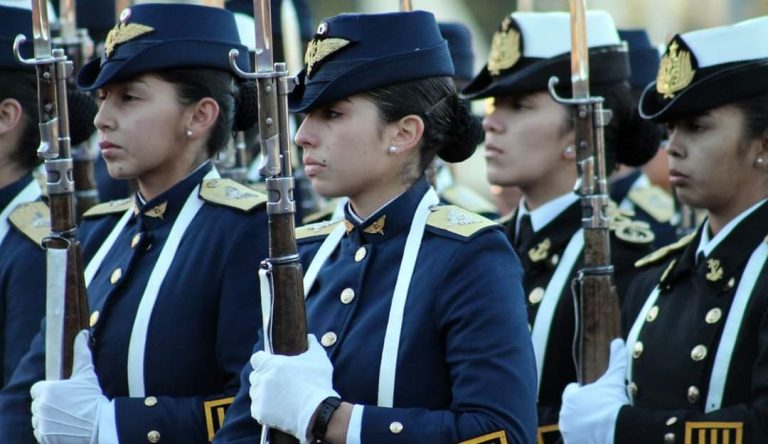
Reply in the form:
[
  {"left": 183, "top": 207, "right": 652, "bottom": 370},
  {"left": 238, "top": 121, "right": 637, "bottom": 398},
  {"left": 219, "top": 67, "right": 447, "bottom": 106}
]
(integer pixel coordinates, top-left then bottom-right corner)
[
  {"left": 437, "top": 97, "right": 483, "bottom": 163},
  {"left": 616, "top": 107, "right": 664, "bottom": 167},
  {"left": 234, "top": 80, "right": 259, "bottom": 131},
  {"left": 66, "top": 89, "right": 98, "bottom": 146}
]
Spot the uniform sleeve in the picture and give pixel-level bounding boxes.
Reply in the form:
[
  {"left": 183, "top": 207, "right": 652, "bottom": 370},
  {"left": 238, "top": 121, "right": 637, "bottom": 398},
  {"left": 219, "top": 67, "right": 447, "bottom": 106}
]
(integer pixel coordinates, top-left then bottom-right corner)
[
  {"left": 359, "top": 229, "right": 537, "bottom": 444},
  {"left": 0, "top": 327, "right": 45, "bottom": 443},
  {"left": 615, "top": 307, "right": 768, "bottom": 444},
  {"left": 113, "top": 213, "right": 269, "bottom": 443}
]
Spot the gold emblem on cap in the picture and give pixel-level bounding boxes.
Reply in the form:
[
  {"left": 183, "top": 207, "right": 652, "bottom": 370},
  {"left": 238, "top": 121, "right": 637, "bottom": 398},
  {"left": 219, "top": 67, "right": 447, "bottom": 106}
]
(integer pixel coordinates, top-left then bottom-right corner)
[
  {"left": 656, "top": 41, "right": 696, "bottom": 99},
  {"left": 304, "top": 37, "right": 351, "bottom": 77},
  {"left": 363, "top": 215, "right": 386, "bottom": 235},
  {"left": 528, "top": 238, "right": 550, "bottom": 263},
  {"left": 487, "top": 16, "right": 521, "bottom": 76},
  {"left": 104, "top": 21, "right": 155, "bottom": 59},
  {"left": 706, "top": 258, "right": 723, "bottom": 282}
]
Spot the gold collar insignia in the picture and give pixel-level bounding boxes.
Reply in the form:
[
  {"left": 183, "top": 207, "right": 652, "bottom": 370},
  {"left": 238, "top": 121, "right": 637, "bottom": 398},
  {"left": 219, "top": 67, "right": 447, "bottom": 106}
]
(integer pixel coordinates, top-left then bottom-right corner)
[
  {"left": 363, "top": 215, "right": 386, "bottom": 235},
  {"left": 343, "top": 219, "right": 355, "bottom": 234},
  {"left": 528, "top": 238, "right": 551, "bottom": 263},
  {"left": 706, "top": 258, "right": 724, "bottom": 282},
  {"left": 104, "top": 22, "right": 155, "bottom": 58},
  {"left": 304, "top": 37, "right": 351, "bottom": 77},
  {"left": 656, "top": 41, "right": 696, "bottom": 99},
  {"left": 144, "top": 202, "right": 167, "bottom": 219},
  {"left": 488, "top": 17, "right": 521, "bottom": 76}
]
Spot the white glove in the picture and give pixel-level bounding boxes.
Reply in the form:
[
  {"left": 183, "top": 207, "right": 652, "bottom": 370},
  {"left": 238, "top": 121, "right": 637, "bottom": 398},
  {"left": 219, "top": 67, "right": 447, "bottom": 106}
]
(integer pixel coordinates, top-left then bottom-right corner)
[
  {"left": 559, "top": 338, "right": 630, "bottom": 444},
  {"left": 31, "top": 330, "right": 111, "bottom": 444},
  {"left": 249, "top": 334, "right": 339, "bottom": 444}
]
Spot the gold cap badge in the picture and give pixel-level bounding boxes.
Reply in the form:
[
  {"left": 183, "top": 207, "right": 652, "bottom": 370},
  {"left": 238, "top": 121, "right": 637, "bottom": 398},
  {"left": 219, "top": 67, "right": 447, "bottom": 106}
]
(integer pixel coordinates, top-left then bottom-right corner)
[
  {"left": 104, "top": 12, "right": 155, "bottom": 59},
  {"left": 304, "top": 37, "right": 351, "bottom": 77},
  {"left": 487, "top": 17, "right": 521, "bottom": 76},
  {"left": 656, "top": 40, "right": 696, "bottom": 99}
]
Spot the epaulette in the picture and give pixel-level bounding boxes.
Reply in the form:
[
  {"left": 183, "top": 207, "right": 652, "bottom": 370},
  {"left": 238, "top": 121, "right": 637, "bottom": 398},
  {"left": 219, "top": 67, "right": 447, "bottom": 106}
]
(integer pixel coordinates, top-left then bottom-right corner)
[
  {"left": 608, "top": 204, "right": 655, "bottom": 246},
  {"left": 302, "top": 205, "right": 336, "bottom": 225},
  {"left": 8, "top": 201, "right": 50, "bottom": 245},
  {"left": 441, "top": 184, "right": 498, "bottom": 216},
  {"left": 83, "top": 197, "right": 133, "bottom": 218},
  {"left": 628, "top": 186, "right": 674, "bottom": 223},
  {"left": 634, "top": 232, "right": 696, "bottom": 268},
  {"left": 427, "top": 205, "right": 498, "bottom": 239},
  {"left": 494, "top": 210, "right": 515, "bottom": 225},
  {"left": 296, "top": 219, "right": 344, "bottom": 240},
  {"left": 199, "top": 179, "right": 267, "bottom": 212}
]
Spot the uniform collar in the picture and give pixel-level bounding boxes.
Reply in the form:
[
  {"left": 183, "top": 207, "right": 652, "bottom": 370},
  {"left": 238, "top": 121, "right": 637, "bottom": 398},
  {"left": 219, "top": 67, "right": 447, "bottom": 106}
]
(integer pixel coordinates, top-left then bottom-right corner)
[
  {"left": 517, "top": 192, "right": 579, "bottom": 233},
  {"left": 343, "top": 176, "right": 430, "bottom": 245},
  {"left": 0, "top": 173, "right": 33, "bottom": 211},
  {"left": 696, "top": 198, "right": 768, "bottom": 258},
  {"left": 133, "top": 161, "right": 212, "bottom": 230}
]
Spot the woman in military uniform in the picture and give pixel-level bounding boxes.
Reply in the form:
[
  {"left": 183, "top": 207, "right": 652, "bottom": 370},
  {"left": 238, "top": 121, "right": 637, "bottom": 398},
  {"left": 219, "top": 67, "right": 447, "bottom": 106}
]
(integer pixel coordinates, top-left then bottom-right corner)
[
  {"left": 215, "top": 10, "right": 537, "bottom": 444},
  {"left": 0, "top": 4, "right": 269, "bottom": 443},
  {"left": 559, "top": 16, "right": 768, "bottom": 444},
  {"left": 461, "top": 11, "right": 659, "bottom": 444}
]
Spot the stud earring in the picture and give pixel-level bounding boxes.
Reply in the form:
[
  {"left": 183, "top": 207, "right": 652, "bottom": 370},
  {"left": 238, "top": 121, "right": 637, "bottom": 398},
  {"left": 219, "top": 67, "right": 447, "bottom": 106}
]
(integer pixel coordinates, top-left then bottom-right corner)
[
  {"left": 388, "top": 146, "right": 397, "bottom": 154},
  {"left": 563, "top": 146, "right": 575, "bottom": 156},
  {"left": 186, "top": 129, "right": 193, "bottom": 138},
  {"left": 757, "top": 157, "right": 765, "bottom": 165}
]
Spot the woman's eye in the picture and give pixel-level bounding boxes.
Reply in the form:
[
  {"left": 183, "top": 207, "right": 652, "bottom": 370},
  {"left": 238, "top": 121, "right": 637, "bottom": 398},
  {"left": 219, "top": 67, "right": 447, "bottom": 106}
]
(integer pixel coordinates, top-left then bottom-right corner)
[{"left": 322, "top": 109, "right": 341, "bottom": 119}]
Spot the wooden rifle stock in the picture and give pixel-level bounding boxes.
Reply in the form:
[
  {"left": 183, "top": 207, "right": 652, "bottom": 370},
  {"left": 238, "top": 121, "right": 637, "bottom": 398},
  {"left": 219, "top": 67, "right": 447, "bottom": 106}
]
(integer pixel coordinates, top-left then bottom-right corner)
[
  {"left": 230, "top": 0, "right": 308, "bottom": 442},
  {"left": 548, "top": 0, "right": 619, "bottom": 384},
  {"left": 16, "top": 0, "right": 89, "bottom": 380}
]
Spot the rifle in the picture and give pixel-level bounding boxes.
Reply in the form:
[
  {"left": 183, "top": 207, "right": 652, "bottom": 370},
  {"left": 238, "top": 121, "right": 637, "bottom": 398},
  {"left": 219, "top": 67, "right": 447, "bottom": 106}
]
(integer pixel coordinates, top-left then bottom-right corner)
[
  {"left": 56, "top": 0, "right": 99, "bottom": 220},
  {"left": 15, "top": 0, "right": 90, "bottom": 380},
  {"left": 400, "top": 0, "right": 412, "bottom": 11},
  {"left": 230, "top": 1, "right": 308, "bottom": 442},
  {"left": 548, "top": 0, "right": 619, "bottom": 384}
]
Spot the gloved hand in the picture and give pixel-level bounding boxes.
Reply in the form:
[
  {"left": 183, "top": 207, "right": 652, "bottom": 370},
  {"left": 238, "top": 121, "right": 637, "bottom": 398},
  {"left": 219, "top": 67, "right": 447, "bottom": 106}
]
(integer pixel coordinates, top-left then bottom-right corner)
[
  {"left": 249, "top": 334, "right": 339, "bottom": 444},
  {"left": 31, "top": 330, "right": 111, "bottom": 444},
  {"left": 559, "top": 338, "right": 630, "bottom": 444}
]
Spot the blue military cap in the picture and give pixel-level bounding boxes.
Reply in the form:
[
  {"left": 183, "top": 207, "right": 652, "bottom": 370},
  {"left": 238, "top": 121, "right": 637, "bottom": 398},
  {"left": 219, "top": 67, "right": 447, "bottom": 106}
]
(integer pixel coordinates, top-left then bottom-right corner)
[
  {"left": 0, "top": 5, "right": 32, "bottom": 71},
  {"left": 289, "top": 11, "right": 454, "bottom": 113},
  {"left": 462, "top": 11, "right": 629, "bottom": 99},
  {"left": 619, "top": 29, "right": 659, "bottom": 91},
  {"left": 640, "top": 15, "right": 768, "bottom": 121},
  {"left": 76, "top": 3, "right": 250, "bottom": 91},
  {"left": 439, "top": 22, "right": 475, "bottom": 82}
]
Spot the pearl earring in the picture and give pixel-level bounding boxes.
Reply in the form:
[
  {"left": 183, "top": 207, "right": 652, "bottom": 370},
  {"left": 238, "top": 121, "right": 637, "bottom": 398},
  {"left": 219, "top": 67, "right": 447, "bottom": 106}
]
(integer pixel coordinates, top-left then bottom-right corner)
[
  {"left": 186, "top": 129, "right": 193, "bottom": 137},
  {"left": 757, "top": 157, "right": 765, "bottom": 166},
  {"left": 563, "top": 146, "right": 575, "bottom": 156},
  {"left": 388, "top": 146, "right": 397, "bottom": 154}
]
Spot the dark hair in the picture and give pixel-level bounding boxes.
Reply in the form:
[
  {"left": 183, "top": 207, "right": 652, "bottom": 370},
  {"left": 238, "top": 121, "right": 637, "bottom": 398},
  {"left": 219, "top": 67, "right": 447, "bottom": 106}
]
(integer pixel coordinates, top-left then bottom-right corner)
[
  {"left": 363, "top": 76, "right": 483, "bottom": 174},
  {"left": 730, "top": 93, "right": 768, "bottom": 140},
  {"left": 155, "top": 68, "right": 257, "bottom": 157},
  {"left": 560, "top": 81, "right": 664, "bottom": 171},
  {"left": 0, "top": 70, "right": 40, "bottom": 170}
]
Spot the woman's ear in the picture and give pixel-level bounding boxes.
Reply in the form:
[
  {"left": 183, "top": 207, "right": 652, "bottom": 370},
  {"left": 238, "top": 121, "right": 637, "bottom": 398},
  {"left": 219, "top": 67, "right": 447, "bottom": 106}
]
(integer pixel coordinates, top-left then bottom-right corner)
[
  {"left": 185, "top": 97, "right": 220, "bottom": 139},
  {"left": 0, "top": 98, "right": 24, "bottom": 135},
  {"left": 389, "top": 114, "right": 424, "bottom": 155}
]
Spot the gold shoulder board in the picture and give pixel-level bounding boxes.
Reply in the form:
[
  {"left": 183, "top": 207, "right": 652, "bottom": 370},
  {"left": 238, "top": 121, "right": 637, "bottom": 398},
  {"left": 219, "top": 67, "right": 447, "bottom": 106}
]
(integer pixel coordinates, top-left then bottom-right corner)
[
  {"left": 427, "top": 205, "right": 497, "bottom": 238},
  {"left": 494, "top": 210, "right": 515, "bottom": 225},
  {"left": 83, "top": 197, "right": 134, "bottom": 218},
  {"left": 609, "top": 205, "right": 655, "bottom": 245},
  {"left": 199, "top": 179, "right": 267, "bottom": 212},
  {"left": 628, "top": 186, "right": 674, "bottom": 223},
  {"left": 296, "top": 219, "right": 344, "bottom": 240},
  {"left": 8, "top": 201, "right": 50, "bottom": 245},
  {"left": 442, "top": 185, "right": 498, "bottom": 215},
  {"left": 635, "top": 232, "right": 696, "bottom": 268}
]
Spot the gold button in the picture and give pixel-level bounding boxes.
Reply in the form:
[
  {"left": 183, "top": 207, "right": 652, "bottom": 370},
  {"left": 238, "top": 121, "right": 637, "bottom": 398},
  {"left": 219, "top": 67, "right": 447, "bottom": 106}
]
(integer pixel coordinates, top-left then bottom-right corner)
[
  {"left": 147, "top": 430, "right": 161, "bottom": 443},
  {"left": 354, "top": 247, "right": 367, "bottom": 262},
  {"left": 321, "top": 332, "right": 337, "bottom": 347},
  {"left": 646, "top": 305, "right": 659, "bottom": 322},
  {"left": 131, "top": 233, "right": 142, "bottom": 249},
  {"left": 144, "top": 396, "right": 158, "bottom": 407},
  {"left": 89, "top": 311, "right": 100, "bottom": 328},
  {"left": 666, "top": 416, "right": 678, "bottom": 426},
  {"left": 628, "top": 381, "right": 638, "bottom": 397},
  {"left": 528, "top": 287, "right": 545, "bottom": 304},
  {"left": 110, "top": 268, "right": 122, "bottom": 284},
  {"left": 550, "top": 254, "right": 560, "bottom": 266},
  {"left": 664, "top": 432, "right": 675, "bottom": 444},
  {"left": 705, "top": 308, "right": 722, "bottom": 324},
  {"left": 687, "top": 385, "right": 700, "bottom": 404},
  {"left": 389, "top": 421, "right": 403, "bottom": 434},
  {"left": 724, "top": 277, "right": 736, "bottom": 291},
  {"left": 691, "top": 345, "right": 708, "bottom": 361},
  {"left": 340, "top": 288, "right": 355, "bottom": 304},
  {"left": 632, "top": 341, "right": 644, "bottom": 359}
]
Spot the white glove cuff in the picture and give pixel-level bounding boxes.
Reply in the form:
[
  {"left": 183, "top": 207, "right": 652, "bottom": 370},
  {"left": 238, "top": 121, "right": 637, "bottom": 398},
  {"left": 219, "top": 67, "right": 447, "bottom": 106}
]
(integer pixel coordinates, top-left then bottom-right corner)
[{"left": 96, "top": 400, "right": 118, "bottom": 444}]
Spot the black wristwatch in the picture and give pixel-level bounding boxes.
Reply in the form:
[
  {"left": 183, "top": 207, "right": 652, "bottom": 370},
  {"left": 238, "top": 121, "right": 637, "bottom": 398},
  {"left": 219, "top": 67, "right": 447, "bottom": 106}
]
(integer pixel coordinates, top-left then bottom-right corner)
[{"left": 311, "top": 396, "right": 342, "bottom": 442}]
